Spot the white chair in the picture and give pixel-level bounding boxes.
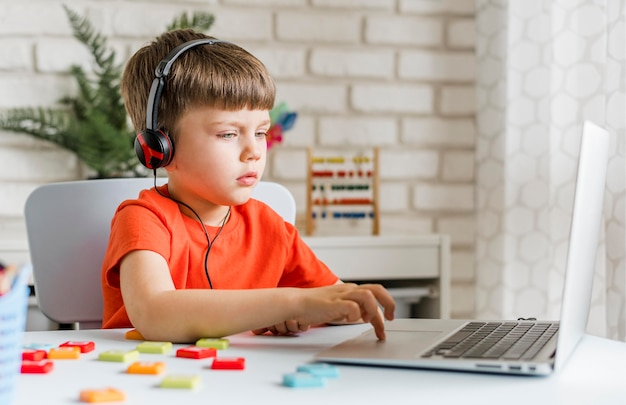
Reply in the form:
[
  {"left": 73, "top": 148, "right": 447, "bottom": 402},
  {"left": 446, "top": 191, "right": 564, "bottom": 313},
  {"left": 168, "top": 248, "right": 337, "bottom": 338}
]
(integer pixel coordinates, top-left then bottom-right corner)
[{"left": 24, "top": 178, "right": 296, "bottom": 329}]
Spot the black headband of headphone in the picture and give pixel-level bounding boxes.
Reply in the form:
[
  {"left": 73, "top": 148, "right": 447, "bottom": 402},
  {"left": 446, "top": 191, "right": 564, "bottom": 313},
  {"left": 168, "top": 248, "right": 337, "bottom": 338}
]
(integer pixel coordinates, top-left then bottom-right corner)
[
  {"left": 145, "top": 38, "right": 232, "bottom": 131},
  {"left": 135, "top": 38, "right": 231, "bottom": 169}
]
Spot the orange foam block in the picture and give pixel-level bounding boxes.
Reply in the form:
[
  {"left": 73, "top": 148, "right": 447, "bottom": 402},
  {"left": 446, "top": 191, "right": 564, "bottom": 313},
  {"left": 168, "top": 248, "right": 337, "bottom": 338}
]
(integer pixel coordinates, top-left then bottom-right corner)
[
  {"left": 79, "top": 388, "right": 126, "bottom": 403},
  {"left": 125, "top": 329, "right": 144, "bottom": 341},
  {"left": 48, "top": 346, "right": 81, "bottom": 359},
  {"left": 127, "top": 361, "right": 166, "bottom": 375}
]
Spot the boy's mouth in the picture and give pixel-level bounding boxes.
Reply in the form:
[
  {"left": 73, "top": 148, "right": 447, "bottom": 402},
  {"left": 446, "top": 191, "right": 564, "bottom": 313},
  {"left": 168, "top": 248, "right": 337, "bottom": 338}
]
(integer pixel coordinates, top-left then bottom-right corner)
[{"left": 237, "top": 172, "right": 258, "bottom": 186}]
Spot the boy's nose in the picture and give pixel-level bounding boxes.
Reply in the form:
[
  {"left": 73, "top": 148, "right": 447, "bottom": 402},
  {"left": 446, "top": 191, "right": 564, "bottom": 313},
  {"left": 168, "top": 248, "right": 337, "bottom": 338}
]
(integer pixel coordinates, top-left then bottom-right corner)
[{"left": 242, "top": 137, "right": 262, "bottom": 161}]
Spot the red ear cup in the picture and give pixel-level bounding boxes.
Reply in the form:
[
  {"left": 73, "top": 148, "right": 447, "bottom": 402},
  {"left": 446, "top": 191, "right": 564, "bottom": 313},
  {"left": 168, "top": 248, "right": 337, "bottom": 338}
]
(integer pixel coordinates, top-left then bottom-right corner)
[{"left": 135, "top": 128, "right": 173, "bottom": 169}]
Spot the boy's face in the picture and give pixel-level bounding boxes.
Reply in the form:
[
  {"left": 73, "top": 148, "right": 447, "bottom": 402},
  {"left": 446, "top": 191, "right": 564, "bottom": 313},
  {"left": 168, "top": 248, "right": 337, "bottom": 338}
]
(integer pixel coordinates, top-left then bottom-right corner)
[{"left": 165, "top": 106, "right": 270, "bottom": 209}]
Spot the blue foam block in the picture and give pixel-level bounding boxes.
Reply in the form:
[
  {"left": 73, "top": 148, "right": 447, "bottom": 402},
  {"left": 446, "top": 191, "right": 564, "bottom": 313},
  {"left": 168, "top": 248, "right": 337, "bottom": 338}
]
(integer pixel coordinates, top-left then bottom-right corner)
[
  {"left": 282, "top": 372, "right": 326, "bottom": 388},
  {"left": 297, "top": 363, "right": 340, "bottom": 378}
]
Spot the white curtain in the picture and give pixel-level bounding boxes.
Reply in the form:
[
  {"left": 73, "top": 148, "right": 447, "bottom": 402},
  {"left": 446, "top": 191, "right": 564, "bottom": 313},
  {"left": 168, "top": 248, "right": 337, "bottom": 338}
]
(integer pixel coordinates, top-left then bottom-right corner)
[{"left": 475, "top": 0, "right": 625, "bottom": 341}]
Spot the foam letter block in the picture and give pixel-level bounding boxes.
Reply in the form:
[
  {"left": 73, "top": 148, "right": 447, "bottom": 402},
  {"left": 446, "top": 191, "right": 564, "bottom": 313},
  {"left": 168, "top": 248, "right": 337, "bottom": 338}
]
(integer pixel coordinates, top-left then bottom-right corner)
[
  {"left": 297, "top": 363, "right": 340, "bottom": 378},
  {"left": 210, "top": 357, "right": 245, "bottom": 370},
  {"left": 98, "top": 350, "right": 140, "bottom": 363},
  {"left": 196, "top": 338, "right": 229, "bottom": 350},
  {"left": 282, "top": 372, "right": 325, "bottom": 388},
  {"left": 160, "top": 375, "right": 201, "bottom": 389},
  {"left": 79, "top": 388, "right": 126, "bottom": 403},
  {"left": 127, "top": 361, "right": 166, "bottom": 375},
  {"left": 22, "top": 343, "right": 54, "bottom": 351},
  {"left": 136, "top": 341, "right": 173, "bottom": 354},
  {"left": 124, "top": 329, "right": 145, "bottom": 341},
  {"left": 176, "top": 346, "right": 217, "bottom": 359},
  {"left": 48, "top": 346, "right": 81, "bottom": 359},
  {"left": 22, "top": 349, "right": 47, "bottom": 361},
  {"left": 60, "top": 341, "right": 96, "bottom": 353},
  {"left": 21, "top": 360, "right": 54, "bottom": 374}
]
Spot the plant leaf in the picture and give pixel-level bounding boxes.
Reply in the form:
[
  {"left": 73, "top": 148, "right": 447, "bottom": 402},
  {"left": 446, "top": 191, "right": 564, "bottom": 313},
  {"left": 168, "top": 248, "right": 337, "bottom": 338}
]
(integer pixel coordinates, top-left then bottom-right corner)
[
  {"left": 0, "top": 7, "right": 216, "bottom": 178},
  {"left": 167, "top": 11, "right": 215, "bottom": 32}
]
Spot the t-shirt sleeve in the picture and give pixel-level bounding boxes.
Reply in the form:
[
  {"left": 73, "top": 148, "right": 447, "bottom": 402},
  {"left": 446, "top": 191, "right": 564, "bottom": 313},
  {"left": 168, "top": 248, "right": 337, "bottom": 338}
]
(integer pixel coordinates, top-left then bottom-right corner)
[
  {"left": 102, "top": 199, "right": 172, "bottom": 289},
  {"left": 101, "top": 193, "right": 177, "bottom": 328},
  {"left": 278, "top": 223, "right": 339, "bottom": 288}
]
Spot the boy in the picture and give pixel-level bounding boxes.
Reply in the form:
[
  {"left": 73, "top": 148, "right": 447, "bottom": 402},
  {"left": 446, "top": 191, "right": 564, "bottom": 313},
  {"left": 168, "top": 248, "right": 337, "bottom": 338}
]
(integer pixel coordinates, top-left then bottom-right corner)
[{"left": 101, "top": 29, "right": 395, "bottom": 343}]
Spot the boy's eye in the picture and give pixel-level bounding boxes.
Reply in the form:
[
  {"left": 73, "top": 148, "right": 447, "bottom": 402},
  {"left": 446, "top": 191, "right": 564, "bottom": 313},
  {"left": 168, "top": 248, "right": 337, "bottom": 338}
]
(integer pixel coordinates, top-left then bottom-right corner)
[
  {"left": 256, "top": 131, "right": 268, "bottom": 138},
  {"left": 219, "top": 133, "right": 236, "bottom": 139}
]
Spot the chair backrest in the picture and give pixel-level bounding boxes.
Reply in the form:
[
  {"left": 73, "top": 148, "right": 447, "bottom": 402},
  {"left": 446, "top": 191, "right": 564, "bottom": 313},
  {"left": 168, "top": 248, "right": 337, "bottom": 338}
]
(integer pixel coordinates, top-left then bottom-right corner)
[{"left": 24, "top": 178, "right": 296, "bottom": 328}]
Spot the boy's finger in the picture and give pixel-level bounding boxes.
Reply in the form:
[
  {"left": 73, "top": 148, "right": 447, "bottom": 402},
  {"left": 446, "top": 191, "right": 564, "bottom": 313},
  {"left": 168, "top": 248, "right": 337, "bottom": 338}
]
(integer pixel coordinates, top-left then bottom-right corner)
[
  {"left": 369, "top": 311, "right": 386, "bottom": 340},
  {"left": 251, "top": 328, "right": 269, "bottom": 335},
  {"left": 363, "top": 284, "right": 396, "bottom": 320}
]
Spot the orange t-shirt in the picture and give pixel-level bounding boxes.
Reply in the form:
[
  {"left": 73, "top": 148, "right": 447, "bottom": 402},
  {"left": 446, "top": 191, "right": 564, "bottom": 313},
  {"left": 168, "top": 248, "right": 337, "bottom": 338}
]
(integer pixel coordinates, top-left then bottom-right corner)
[{"left": 101, "top": 185, "right": 339, "bottom": 329}]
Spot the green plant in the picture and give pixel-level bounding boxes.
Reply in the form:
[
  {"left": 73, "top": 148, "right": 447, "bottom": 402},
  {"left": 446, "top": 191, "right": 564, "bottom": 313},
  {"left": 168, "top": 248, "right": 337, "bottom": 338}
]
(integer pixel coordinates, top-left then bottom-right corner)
[{"left": 0, "top": 6, "right": 215, "bottom": 178}]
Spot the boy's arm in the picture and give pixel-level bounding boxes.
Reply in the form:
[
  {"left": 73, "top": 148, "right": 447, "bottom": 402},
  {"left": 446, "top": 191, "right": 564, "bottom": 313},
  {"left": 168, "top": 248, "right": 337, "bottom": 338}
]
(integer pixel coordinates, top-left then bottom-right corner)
[{"left": 120, "top": 250, "right": 395, "bottom": 343}]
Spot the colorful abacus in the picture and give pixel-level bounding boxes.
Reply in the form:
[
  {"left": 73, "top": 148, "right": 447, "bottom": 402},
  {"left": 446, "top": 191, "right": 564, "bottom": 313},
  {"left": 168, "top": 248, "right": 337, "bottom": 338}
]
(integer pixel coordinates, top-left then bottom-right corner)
[{"left": 306, "top": 148, "right": 379, "bottom": 235}]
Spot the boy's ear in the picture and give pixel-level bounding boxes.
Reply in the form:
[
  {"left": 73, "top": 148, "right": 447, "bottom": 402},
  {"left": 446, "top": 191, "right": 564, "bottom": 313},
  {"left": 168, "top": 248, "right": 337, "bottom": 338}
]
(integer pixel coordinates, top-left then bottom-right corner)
[{"left": 163, "top": 155, "right": 177, "bottom": 173}]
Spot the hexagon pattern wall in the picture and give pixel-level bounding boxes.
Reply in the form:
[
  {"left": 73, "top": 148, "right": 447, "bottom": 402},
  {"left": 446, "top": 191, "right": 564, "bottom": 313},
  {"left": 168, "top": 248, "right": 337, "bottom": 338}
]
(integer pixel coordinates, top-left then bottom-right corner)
[{"left": 475, "top": 0, "right": 625, "bottom": 341}]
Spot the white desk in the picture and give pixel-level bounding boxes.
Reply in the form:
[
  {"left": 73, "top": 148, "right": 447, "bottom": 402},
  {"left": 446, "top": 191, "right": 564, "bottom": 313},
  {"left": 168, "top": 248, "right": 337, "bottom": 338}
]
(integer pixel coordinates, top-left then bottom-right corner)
[{"left": 15, "top": 323, "right": 626, "bottom": 405}]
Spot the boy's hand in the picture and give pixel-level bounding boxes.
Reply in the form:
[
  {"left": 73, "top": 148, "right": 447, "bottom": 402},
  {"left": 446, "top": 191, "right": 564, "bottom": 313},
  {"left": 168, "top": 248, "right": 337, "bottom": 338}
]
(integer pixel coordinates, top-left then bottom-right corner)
[
  {"left": 312, "top": 283, "right": 396, "bottom": 340},
  {"left": 251, "top": 320, "right": 310, "bottom": 336},
  {"left": 254, "top": 283, "right": 395, "bottom": 340}
]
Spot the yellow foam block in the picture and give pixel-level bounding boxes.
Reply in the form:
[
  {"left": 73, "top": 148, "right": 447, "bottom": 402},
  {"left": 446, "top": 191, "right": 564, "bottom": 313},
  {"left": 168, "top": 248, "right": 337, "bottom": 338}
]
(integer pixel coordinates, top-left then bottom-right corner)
[
  {"left": 195, "top": 338, "right": 229, "bottom": 350},
  {"left": 136, "top": 341, "right": 172, "bottom": 354},
  {"left": 160, "top": 375, "right": 201, "bottom": 389},
  {"left": 98, "top": 349, "right": 140, "bottom": 363}
]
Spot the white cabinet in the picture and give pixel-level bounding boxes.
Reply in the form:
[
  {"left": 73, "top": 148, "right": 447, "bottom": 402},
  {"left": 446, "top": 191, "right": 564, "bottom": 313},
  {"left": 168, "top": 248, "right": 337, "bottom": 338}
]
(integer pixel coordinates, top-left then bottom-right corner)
[{"left": 302, "top": 234, "right": 450, "bottom": 319}]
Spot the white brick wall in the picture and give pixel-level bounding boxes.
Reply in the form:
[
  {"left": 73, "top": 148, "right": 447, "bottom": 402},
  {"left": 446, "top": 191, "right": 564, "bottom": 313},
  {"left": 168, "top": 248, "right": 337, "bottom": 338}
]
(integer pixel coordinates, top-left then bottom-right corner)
[
  {"left": 318, "top": 117, "right": 397, "bottom": 146},
  {"left": 0, "top": 0, "right": 477, "bottom": 319},
  {"left": 277, "top": 12, "right": 361, "bottom": 43},
  {"left": 352, "top": 84, "right": 435, "bottom": 113},
  {"left": 414, "top": 184, "right": 475, "bottom": 211},
  {"left": 310, "top": 49, "right": 395, "bottom": 79},
  {"left": 402, "top": 117, "right": 475, "bottom": 146},
  {"left": 399, "top": 51, "right": 476, "bottom": 82},
  {"left": 366, "top": 16, "right": 444, "bottom": 46}
]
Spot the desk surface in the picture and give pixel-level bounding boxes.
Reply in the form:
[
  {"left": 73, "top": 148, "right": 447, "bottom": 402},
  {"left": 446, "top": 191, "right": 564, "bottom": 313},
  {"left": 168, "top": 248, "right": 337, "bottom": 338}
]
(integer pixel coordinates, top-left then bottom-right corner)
[{"left": 16, "top": 323, "right": 626, "bottom": 405}]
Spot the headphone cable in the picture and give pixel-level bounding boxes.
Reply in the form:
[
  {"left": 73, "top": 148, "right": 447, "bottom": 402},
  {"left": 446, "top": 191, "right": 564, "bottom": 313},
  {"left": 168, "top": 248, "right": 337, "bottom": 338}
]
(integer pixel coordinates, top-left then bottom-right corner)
[{"left": 152, "top": 170, "right": 230, "bottom": 288}]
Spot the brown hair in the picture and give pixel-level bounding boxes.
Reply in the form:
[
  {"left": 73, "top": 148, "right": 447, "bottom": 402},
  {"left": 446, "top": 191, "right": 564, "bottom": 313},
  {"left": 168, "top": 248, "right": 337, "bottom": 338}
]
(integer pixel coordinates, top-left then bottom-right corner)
[{"left": 121, "top": 29, "right": 276, "bottom": 144}]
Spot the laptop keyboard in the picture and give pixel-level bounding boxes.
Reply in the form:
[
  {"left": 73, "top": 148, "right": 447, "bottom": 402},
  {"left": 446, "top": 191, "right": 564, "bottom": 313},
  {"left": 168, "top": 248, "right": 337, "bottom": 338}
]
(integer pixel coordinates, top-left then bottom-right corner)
[{"left": 421, "top": 321, "right": 559, "bottom": 360}]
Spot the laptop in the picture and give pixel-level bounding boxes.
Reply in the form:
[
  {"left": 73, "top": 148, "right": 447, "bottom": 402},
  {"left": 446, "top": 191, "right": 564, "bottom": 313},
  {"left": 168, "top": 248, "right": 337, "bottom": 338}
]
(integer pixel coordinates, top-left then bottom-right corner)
[{"left": 315, "top": 121, "right": 610, "bottom": 376}]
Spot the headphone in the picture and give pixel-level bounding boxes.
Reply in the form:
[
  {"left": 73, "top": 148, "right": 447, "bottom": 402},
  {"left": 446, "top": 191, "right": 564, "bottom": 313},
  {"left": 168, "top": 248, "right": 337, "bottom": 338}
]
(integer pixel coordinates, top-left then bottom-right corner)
[{"left": 135, "top": 38, "right": 232, "bottom": 169}]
